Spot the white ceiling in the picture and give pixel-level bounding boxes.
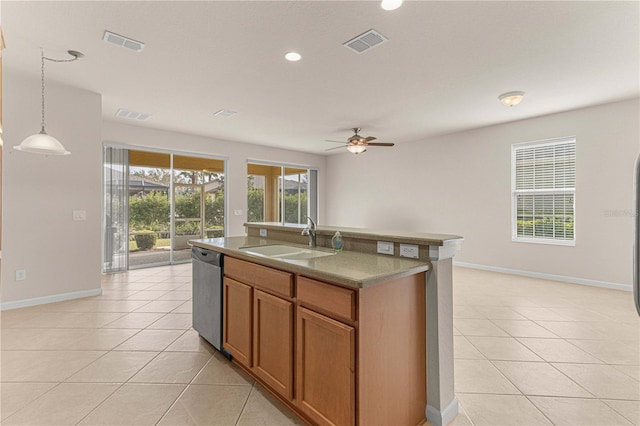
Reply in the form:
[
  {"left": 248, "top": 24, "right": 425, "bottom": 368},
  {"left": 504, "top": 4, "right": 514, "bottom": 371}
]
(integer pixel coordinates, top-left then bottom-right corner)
[{"left": 3, "top": 1, "right": 638, "bottom": 154}]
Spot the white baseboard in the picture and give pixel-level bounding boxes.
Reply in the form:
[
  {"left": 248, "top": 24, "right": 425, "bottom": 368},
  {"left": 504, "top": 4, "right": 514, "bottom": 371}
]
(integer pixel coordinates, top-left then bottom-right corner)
[
  {"left": 1, "top": 288, "right": 103, "bottom": 311},
  {"left": 426, "top": 397, "right": 459, "bottom": 426},
  {"left": 453, "top": 261, "right": 632, "bottom": 292}
]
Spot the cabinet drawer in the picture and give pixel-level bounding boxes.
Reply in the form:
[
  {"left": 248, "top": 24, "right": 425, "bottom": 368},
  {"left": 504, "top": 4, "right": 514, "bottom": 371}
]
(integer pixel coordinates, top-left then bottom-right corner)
[
  {"left": 225, "top": 257, "right": 293, "bottom": 298},
  {"left": 297, "top": 276, "right": 356, "bottom": 322}
]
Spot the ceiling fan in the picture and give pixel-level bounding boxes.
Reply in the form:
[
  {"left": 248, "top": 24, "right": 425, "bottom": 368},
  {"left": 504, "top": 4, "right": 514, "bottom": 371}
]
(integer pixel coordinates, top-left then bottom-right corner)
[{"left": 325, "top": 128, "right": 395, "bottom": 155}]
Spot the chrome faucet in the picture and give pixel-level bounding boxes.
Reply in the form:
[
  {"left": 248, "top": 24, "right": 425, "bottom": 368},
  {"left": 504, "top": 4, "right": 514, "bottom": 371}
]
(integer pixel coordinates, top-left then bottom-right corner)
[{"left": 301, "top": 216, "right": 317, "bottom": 247}]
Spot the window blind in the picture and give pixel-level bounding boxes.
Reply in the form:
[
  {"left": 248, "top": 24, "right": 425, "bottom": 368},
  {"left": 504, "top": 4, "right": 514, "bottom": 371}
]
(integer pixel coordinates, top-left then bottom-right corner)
[{"left": 512, "top": 137, "right": 576, "bottom": 244}]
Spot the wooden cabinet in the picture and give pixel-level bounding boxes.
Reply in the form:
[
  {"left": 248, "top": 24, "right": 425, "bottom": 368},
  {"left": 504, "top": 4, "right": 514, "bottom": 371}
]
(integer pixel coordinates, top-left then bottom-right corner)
[
  {"left": 224, "top": 257, "right": 294, "bottom": 400},
  {"left": 253, "top": 289, "right": 293, "bottom": 399},
  {"left": 223, "top": 277, "right": 253, "bottom": 367},
  {"left": 298, "top": 276, "right": 356, "bottom": 321},
  {"left": 223, "top": 255, "right": 426, "bottom": 426},
  {"left": 296, "top": 306, "right": 355, "bottom": 426}
]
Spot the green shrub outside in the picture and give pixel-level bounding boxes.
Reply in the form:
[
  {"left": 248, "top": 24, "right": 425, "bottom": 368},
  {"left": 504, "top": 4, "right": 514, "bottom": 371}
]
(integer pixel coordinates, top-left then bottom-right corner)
[
  {"left": 129, "top": 190, "right": 224, "bottom": 233},
  {"left": 247, "top": 188, "right": 308, "bottom": 224},
  {"left": 134, "top": 231, "right": 157, "bottom": 250},
  {"left": 129, "top": 192, "right": 170, "bottom": 231},
  {"left": 175, "top": 221, "right": 201, "bottom": 236},
  {"left": 516, "top": 217, "right": 574, "bottom": 239}
]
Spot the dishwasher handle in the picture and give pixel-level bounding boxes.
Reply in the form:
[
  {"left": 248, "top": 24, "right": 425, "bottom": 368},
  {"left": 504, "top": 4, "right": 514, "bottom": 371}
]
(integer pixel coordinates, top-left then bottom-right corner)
[{"left": 191, "top": 247, "right": 223, "bottom": 267}]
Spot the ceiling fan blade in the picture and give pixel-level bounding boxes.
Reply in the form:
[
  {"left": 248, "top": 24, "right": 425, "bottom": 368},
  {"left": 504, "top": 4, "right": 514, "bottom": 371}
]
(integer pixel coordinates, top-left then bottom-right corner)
[
  {"left": 366, "top": 142, "right": 395, "bottom": 147},
  {"left": 325, "top": 139, "right": 348, "bottom": 144},
  {"left": 325, "top": 145, "right": 347, "bottom": 151},
  {"left": 364, "top": 136, "right": 377, "bottom": 142}
]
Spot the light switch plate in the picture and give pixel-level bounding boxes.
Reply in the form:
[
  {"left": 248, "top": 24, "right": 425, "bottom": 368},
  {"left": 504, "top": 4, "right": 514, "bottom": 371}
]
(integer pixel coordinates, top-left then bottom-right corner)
[
  {"left": 259, "top": 228, "right": 268, "bottom": 237},
  {"left": 400, "top": 243, "right": 419, "bottom": 259},
  {"left": 15, "top": 269, "right": 26, "bottom": 281},
  {"left": 377, "top": 241, "right": 394, "bottom": 255}
]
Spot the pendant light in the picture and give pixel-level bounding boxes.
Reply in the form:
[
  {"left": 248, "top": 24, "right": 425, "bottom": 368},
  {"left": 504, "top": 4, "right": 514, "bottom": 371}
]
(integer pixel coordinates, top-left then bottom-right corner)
[
  {"left": 14, "top": 49, "right": 83, "bottom": 156},
  {"left": 381, "top": 0, "right": 403, "bottom": 10}
]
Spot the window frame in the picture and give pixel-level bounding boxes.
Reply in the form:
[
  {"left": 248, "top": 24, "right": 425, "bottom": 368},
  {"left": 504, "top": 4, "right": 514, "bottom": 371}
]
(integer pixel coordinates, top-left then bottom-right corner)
[
  {"left": 247, "top": 160, "right": 318, "bottom": 226},
  {"left": 511, "top": 136, "right": 576, "bottom": 246}
]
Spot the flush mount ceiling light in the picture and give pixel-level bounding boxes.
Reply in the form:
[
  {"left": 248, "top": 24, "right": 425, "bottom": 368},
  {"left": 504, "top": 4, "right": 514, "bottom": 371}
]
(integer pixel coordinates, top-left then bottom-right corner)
[
  {"left": 285, "top": 52, "right": 301, "bottom": 62},
  {"left": 499, "top": 91, "right": 525, "bottom": 107},
  {"left": 14, "top": 49, "right": 84, "bottom": 156},
  {"left": 381, "top": 0, "right": 404, "bottom": 11}
]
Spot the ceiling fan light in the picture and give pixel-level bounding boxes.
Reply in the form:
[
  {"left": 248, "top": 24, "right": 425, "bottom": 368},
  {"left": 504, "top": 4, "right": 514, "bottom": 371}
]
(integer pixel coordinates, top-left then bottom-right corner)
[
  {"left": 347, "top": 144, "right": 366, "bottom": 154},
  {"left": 499, "top": 91, "right": 525, "bottom": 107},
  {"left": 381, "top": 0, "right": 403, "bottom": 11},
  {"left": 14, "top": 131, "right": 71, "bottom": 155}
]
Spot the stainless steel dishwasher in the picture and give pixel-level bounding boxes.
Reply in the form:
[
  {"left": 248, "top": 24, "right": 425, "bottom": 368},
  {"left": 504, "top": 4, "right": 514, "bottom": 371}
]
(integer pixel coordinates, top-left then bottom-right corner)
[{"left": 191, "top": 246, "right": 225, "bottom": 352}]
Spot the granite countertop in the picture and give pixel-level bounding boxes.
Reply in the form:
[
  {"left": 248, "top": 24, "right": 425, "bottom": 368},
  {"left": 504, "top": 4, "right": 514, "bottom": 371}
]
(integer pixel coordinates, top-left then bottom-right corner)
[{"left": 190, "top": 236, "right": 431, "bottom": 289}]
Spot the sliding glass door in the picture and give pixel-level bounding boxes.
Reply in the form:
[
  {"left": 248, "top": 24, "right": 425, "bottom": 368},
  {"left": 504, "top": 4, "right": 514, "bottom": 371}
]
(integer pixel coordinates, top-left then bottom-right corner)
[
  {"left": 103, "top": 146, "right": 226, "bottom": 272},
  {"left": 172, "top": 154, "right": 225, "bottom": 263}
]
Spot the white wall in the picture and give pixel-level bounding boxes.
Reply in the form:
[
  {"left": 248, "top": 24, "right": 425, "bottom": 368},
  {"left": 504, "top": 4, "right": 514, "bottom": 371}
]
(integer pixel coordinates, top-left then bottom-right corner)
[
  {"left": 1, "top": 70, "right": 326, "bottom": 308},
  {"left": 325, "top": 99, "right": 640, "bottom": 288},
  {"left": 2, "top": 70, "right": 103, "bottom": 306},
  {"left": 102, "top": 121, "right": 326, "bottom": 237}
]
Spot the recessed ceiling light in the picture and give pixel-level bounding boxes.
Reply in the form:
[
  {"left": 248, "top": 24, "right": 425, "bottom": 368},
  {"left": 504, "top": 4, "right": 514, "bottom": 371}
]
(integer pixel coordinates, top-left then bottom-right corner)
[
  {"left": 499, "top": 91, "right": 525, "bottom": 107},
  {"left": 285, "top": 52, "right": 301, "bottom": 62},
  {"left": 381, "top": 0, "right": 403, "bottom": 11}
]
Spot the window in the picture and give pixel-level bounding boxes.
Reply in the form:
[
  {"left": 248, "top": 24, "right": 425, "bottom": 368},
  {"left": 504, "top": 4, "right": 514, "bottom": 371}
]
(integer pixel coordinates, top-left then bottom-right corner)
[
  {"left": 512, "top": 137, "right": 576, "bottom": 245},
  {"left": 247, "top": 162, "right": 317, "bottom": 225}
]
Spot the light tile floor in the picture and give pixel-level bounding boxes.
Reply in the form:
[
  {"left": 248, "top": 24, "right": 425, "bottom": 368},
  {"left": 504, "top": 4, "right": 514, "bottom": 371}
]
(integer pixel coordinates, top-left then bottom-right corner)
[
  {"left": 0, "top": 264, "right": 638, "bottom": 425},
  {"left": 452, "top": 267, "right": 640, "bottom": 426}
]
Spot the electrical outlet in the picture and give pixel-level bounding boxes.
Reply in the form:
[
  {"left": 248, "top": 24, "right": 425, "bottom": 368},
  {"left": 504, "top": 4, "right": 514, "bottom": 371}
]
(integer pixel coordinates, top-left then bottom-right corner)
[
  {"left": 234, "top": 209, "right": 243, "bottom": 216},
  {"left": 15, "top": 269, "right": 26, "bottom": 281},
  {"left": 72, "top": 210, "right": 86, "bottom": 221},
  {"left": 399, "top": 244, "right": 419, "bottom": 259},
  {"left": 377, "top": 241, "right": 394, "bottom": 255},
  {"left": 259, "top": 228, "right": 268, "bottom": 237}
]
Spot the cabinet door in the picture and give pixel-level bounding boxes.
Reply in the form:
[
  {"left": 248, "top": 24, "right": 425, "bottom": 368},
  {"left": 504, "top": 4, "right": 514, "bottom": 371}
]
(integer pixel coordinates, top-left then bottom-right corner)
[
  {"left": 223, "top": 277, "right": 252, "bottom": 367},
  {"left": 296, "top": 307, "right": 355, "bottom": 426},
  {"left": 253, "top": 289, "right": 293, "bottom": 400}
]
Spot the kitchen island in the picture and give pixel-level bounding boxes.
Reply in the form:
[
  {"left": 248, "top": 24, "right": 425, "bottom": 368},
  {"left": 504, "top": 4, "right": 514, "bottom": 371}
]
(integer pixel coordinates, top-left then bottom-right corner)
[{"left": 191, "top": 223, "right": 463, "bottom": 426}]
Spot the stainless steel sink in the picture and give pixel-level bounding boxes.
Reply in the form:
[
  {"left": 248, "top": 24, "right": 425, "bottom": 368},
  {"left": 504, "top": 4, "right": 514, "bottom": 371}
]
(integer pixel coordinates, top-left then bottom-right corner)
[{"left": 239, "top": 244, "right": 335, "bottom": 260}]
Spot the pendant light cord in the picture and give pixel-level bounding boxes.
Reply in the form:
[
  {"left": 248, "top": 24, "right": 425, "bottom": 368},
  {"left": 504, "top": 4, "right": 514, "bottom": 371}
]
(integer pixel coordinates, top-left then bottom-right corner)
[
  {"left": 39, "top": 49, "right": 83, "bottom": 133},
  {"left": 40, "top": 50, "right": 46, "bottom": 132}
]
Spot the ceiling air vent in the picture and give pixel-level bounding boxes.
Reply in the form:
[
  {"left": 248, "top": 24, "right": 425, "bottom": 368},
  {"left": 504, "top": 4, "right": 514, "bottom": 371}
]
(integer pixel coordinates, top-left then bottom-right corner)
[
  {"left": 213, "top": 109, "right": 237, "bottom": 118},
  {"left": 103, "top": 31, "right": 145, "bottom": 52},
  {"left": 343, "top": 29, "right": 388, "bottom": 54},
  {"left": 115, "top": 108, "right": 152, "bottom": 121}
]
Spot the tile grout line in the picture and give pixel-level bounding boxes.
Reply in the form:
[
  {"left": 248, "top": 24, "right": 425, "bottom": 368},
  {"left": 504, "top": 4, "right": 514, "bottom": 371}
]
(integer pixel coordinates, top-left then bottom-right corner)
[
  {"left": 457, "top": 318, "right": 628, "bottom": 426},
  {"left": 153, "top": 350, "right": 215, "bottom": 425},
  {"left": 72, "top": 382, "right": 127, "bottom": 426},
  {"left": 1, "top": 381, "right": 65, "bottom": 424},
  {"left": 235, "top": 381, "right": 257, "bottom": 426}
]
